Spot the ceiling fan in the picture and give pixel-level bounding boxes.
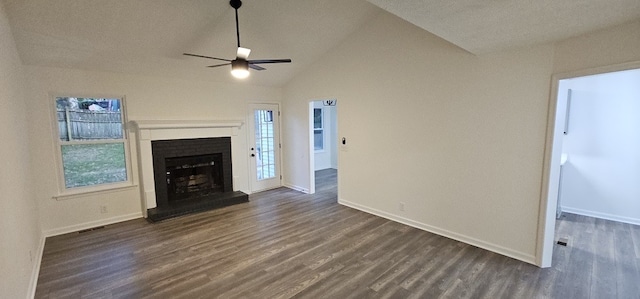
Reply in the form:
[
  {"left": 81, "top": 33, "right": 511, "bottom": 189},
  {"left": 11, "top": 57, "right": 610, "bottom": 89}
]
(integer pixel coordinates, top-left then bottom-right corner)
[{"left": 183, "top": 0, "right": 292, "bottom": 79}]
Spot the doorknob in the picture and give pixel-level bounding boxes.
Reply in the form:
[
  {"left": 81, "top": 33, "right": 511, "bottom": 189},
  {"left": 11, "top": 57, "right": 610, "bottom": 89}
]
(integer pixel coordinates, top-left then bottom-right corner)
[{"left": 251, "top": 154, "right": 255, "bottom": 157}]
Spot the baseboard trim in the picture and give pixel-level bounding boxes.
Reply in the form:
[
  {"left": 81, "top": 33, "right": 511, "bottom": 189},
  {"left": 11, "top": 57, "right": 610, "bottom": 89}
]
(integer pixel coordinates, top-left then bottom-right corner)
[
  {"left": 27, "top": 234, "right": 45, "bottom": 299},
  {"left": 43, "top": 212, "right": 143, "bottom": 237},
  {"left": 338, "top": 198, "right": 537, "bottom": 266},
  {"left": 561, "top": 206, "right": 640, "bottom": 226},
  {"left": 283, "top": 182, "right": 310, "bottom": 194}
]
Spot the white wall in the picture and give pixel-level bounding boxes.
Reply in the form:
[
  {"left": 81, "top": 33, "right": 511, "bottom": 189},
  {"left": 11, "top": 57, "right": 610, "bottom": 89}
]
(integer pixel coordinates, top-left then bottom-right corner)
[
  {"left": 283, "top": 12, "right": 555, "bottom": 264},
  {"left": 313, "top": 101, "right": 337, "bottom": 171},
  {"left": 0, "top": 3, "right": 42, "bottom": 298},
  {"left": 538, "top": 20, "right": 640, "bottom": 266},
  {"left": 558, "top": 69, "right": 640, "bottom": 225},
  {"left": 24, "top": 66, "right": 282, "bottom": 235}
]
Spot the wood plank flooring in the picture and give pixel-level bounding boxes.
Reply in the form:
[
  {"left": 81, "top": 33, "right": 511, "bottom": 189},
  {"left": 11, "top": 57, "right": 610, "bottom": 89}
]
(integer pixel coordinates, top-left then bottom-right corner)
[{"left": 35, "top": 169, "right": 640, "bottom": 298}]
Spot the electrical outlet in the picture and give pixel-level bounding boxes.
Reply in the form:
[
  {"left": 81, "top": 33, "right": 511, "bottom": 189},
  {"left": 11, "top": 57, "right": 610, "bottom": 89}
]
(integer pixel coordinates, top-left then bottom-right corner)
[
  {"left": 100, "top": 206, "right": 108, "bottom": 214},
  {"left": 399, "top": 202, "right": 405, "bottom": 212}
]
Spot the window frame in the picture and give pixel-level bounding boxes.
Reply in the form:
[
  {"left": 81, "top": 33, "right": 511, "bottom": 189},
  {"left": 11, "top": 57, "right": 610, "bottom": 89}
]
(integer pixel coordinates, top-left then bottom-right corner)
[
  {"left": 50, "top": 94, "right": 134, "bottom": 197},
  {"left": 313, "top": 107, "right": 324, "bottom": 152}
]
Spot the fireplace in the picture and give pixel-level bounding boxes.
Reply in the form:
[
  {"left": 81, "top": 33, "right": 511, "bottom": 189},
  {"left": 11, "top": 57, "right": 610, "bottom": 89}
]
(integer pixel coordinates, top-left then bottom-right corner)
[
  {"left": 165, "top": 153, "right": 223, "bottom": 202},
  {"left": 146, "top": 136, "right": 248, "bottom": 221}
]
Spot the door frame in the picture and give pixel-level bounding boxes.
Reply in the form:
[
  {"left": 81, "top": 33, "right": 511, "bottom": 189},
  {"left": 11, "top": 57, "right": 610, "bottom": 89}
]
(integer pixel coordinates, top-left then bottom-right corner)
[
  {"left": 536, "top": 60, "right": 640, "bottom": 267},
  {"left": 247, "top": 102, "right": 282, "bottom": 193},
  {"left": 308, "top": 99, "right": 338, "bottom": 194},
  {"left": 308, "top": 101, "right": 316, "bottom": 194}
]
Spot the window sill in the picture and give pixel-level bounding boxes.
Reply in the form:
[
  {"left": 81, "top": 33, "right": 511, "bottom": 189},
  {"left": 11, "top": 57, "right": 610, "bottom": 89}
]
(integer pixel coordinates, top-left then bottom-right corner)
[{"left": 53, "top": 184, "right": 138, "bottom": 201}]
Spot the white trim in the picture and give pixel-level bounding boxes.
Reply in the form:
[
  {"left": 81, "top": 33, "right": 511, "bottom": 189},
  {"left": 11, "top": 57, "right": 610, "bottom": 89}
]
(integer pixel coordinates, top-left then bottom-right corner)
[
  {"left": 53, "top": 184, "right": 138, "bottom": 200},
  {"left": 43, "top": 212, "right": 143, "bottom": 237},
  {"left": 283, "top": 182, "right": 310, "bottom": 194},
  {"left": 339, "top": 198, "right": 537, "bottom": 265},
  {"left": 131, "top": 119, "right": 245, "bottom": 212},
  {"left": 27, "top": 234, "right": 46, "bottom": 299},
  {"left": 537, "top": 60, "right": 640, "bottom": 268},
  {"left": 50, "top": 95, "right": 134, "bottom": 196},
  {"left": 130, "top": 120, "right": 243, "bottom": 130},
  {"left": 247, "top": 104, "right": 282, "bottom": 193},
  {"left": 562, "top": 207, "right": 640, "bottom": 226},
  {"left": 308, "top": 102, "right": 316, "bottom": 194}
]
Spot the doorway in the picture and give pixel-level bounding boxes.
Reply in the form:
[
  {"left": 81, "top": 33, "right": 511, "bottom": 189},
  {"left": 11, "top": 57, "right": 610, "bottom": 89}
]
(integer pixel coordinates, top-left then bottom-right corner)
[
  {"left": 248, "top": 103, "right": 282, "bottom": 193},
  {"left": 309, "top": 100, "right": 338, "bottom": 194},
  {"left": 539, "top": 62, "right": 640, "bottom": 267}
]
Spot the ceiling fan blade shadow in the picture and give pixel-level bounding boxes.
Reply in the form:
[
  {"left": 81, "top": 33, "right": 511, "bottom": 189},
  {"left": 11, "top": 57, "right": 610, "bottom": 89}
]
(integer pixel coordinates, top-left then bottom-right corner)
[
  {"left": 248, "top": 59, "right": 292, "bottom": 64},
  {"left": 183, "top": 53, "right": 232, "bottom": 62},
  {"left": 207, "top": 63, "right": 232, "bottom": 68},
  {"left": 249, "top": 64, "right": 266, "bottom": 71}
]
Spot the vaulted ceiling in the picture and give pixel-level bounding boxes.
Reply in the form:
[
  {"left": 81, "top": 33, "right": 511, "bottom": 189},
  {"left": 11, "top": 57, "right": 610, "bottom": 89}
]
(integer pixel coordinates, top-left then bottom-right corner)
[
  {"left": 368, "top": 0, "right": 640, "bottom": 54},
  {"left": 2, "top": 0, "right": 639, "bottom": 87}
]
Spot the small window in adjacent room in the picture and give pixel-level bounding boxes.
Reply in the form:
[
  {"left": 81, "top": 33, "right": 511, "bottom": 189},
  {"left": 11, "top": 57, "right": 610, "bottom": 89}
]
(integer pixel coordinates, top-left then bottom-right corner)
[
  {"left": 54, "top": 97, "right": 131, "bottom": 192},
  {"left": 314, "top": 108, "right": 323, "bottom": 151}
]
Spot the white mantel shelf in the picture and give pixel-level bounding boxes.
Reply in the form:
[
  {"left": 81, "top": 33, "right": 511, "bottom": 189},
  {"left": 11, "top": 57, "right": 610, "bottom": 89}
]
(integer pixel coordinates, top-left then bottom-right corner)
[{"left": 130, "top": 120, "right": 243, "bottom": 130}]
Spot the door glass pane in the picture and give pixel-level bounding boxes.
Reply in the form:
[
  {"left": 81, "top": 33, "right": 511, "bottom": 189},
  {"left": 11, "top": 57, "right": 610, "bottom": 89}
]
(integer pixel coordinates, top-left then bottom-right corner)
[
  {"left": 313, "top": 108, "right": 322, "bottom": 129},
  {"left": 314, "top": 130, "right": 323, "bottom": 150},
  {"left": 255, "top": 110, "right": 276, "bottom": 180}
]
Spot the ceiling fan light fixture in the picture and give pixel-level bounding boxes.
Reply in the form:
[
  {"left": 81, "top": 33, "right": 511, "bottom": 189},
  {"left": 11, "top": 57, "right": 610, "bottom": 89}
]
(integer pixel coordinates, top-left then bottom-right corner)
[
  {"left": 183, "top": 0, "right": 291, "bottom": 78},
  {"left": 231, "top": 59, "right": 250, "bottom": 79}
]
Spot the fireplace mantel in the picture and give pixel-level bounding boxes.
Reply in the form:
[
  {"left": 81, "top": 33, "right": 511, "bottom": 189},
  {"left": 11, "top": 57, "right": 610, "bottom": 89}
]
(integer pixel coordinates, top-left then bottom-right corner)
[
  {"left": 130, "top": 120, "right": 243, "bottom": 130},
  {"left": 130, "top": 120, "right": 244, "bottom": 216}
]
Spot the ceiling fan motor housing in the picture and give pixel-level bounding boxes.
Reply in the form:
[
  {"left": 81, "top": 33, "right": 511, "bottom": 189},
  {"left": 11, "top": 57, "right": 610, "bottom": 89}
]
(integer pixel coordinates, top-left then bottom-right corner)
[
  {"left": 183, "top": 0, "right": 291, "bottom": 76},
  {"left": 231, "top": 59, "right": 248, "bottom": 70}
]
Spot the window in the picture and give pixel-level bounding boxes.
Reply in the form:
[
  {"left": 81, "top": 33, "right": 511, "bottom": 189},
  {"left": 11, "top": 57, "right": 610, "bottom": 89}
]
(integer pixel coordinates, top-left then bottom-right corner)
[
  {"left": 55, "top": 97, "right": 130, "bottom": 191},
  {"left": 254, "top": 109, "right": 276, "bottom": 180},
  {"left": 313, "top": 108, "right": 324, "bottom": 151}
]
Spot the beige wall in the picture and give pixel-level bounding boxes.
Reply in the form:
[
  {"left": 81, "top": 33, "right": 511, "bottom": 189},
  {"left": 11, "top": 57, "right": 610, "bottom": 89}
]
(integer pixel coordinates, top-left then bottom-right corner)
[
  {"left": 553, "top": 20, "right": 640, "bottom": 74},
  {"left": 283, "top": 12, "right": 555, "bottom": 263},
  {"left": 24, "top": 66, "right": 282, "bottom": 235},
  {"left": 0, "top": 3, "right": 42, "bottom": 298},
  {"left": 538, "top": 19, "right": 640, "bottom": 265},
  {"left": 283, "top": 13, "right": 640, "bottom": 265},
  {"left": 3, "top": 6, "right": 640, "bottom": 297}
]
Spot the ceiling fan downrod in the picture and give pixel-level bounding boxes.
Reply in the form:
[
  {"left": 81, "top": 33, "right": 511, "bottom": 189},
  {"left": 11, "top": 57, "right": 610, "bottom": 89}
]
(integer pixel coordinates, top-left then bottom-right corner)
[
  {"left": 182, "top": 0, "right": 291, "bottom": 78},
  {"left": 230, "top": 0, "right": 242, "bottom": 48}
]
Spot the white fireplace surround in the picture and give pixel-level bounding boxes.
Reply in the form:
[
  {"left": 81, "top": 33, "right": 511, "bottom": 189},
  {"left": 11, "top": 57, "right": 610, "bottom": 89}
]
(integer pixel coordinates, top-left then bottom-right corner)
[{"left": 130, "top": 120, "right": 244, "bottom": 216}]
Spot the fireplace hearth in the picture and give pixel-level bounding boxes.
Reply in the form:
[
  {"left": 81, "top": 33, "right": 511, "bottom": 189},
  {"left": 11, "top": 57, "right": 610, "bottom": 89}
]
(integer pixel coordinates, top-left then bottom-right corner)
[{"left": 146, "top": 137, "right": 248, "bottom": 222}]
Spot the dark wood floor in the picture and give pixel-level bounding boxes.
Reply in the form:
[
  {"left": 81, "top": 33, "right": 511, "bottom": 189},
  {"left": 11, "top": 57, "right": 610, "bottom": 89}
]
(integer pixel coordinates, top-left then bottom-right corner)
[{"left": 35, "top": 169, "right": 640, "bottom": 298}]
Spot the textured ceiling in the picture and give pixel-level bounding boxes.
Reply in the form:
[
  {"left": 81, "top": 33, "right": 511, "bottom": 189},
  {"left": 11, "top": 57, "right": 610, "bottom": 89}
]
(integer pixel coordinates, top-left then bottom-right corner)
[
  {"left": 2, "top": 0, "right": 639, "bottom": 87},
  {"left": 367, "top": 0, "right": 640, "bottom": 54},
  {"left": 1, "top": 0, "right": 381, "bottom": 87}
]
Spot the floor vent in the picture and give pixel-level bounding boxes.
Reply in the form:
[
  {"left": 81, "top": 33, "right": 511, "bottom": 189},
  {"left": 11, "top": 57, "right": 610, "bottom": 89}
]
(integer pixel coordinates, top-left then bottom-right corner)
[
  {"left": 557, "top": 237, "right": 569, "bottom": 246},
  {"left": 78, "top": 226, "right": 105, "bottom": 233}
]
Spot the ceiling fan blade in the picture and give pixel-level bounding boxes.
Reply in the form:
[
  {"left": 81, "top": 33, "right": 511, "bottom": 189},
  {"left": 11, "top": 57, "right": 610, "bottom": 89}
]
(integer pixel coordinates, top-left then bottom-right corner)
[
  {"left": 183, "top": 53, "right": 232, "bottom": 62},
  {"left": 237, "top": 47, "right": 251, "bottom": 60},
  {"left": 248, "top": 59, "right": 292, "bottom": 64},
  {"left": 249, "top": 64, "right": 266, "bottom": 71},
  {"left": 207, "top": 63, "right": 232, "bottom": 68}
]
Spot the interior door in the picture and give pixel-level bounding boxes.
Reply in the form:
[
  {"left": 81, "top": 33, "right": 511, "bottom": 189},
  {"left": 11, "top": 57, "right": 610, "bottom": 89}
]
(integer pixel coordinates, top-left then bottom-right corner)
[{"left": 248, "top": 104, "right": 281, "bottom": 192}]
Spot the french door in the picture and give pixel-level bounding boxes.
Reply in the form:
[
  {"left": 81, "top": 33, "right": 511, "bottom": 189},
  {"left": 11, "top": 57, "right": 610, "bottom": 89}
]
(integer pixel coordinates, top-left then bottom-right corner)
[{"left": 248, "top": 104, "right": 281, "bottom": 192}]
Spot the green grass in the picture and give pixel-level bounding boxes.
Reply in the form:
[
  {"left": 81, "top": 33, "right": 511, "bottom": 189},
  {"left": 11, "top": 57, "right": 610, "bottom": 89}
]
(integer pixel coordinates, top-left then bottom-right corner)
[{"left": 61, "top": 143, "right": 127, "bottom": 188}]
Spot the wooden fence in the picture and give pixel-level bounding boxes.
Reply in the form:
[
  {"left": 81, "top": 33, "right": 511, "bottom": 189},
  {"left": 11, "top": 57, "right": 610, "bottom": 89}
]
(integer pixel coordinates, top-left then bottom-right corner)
[{"left": 57, "top": 108, "right": 123, "bottom": 141}]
